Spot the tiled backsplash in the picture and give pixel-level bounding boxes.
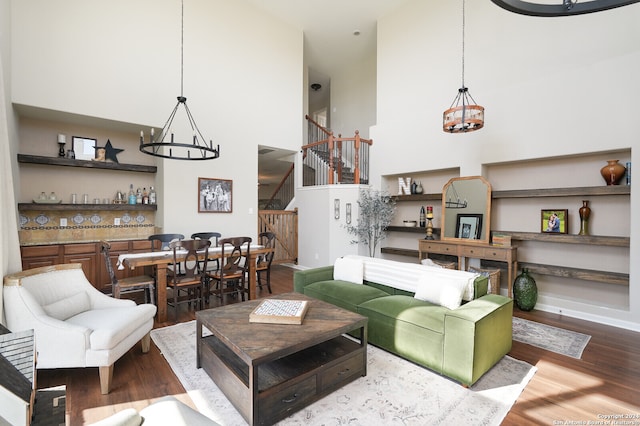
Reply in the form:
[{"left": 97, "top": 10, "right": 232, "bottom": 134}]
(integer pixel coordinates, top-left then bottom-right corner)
[{"left": 19, "top": 209, "right": 156, "bottom": 245}]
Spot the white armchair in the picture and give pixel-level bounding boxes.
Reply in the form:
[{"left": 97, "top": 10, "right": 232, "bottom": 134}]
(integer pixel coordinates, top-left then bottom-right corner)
[{"left": 3, "top": 263, "right": 157, "bottom": 394}]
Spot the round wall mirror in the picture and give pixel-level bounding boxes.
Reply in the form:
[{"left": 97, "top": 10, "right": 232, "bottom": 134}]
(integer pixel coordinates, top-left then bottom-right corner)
[{"left": 441, "top": 176, "right": 492, "bottom": 244}]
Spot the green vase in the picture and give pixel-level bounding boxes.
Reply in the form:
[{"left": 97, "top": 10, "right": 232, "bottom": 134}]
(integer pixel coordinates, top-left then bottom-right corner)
[{"left": 513, "top": 268, "right": 538, "bottom": 311}]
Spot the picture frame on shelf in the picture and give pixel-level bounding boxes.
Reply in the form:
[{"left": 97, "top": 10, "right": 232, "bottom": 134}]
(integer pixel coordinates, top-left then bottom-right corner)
[
  {"left": 455, "top": 213, "right": 483, "bottom": 240},
  {"left": 72, "top": 136, "right": 97, "bottom": 160},
  {"left": 198, "top": 177, "right": 232, "bottom": 213},
  {"left": 541, "top": 209, "right": 568, "bottom": 234}
]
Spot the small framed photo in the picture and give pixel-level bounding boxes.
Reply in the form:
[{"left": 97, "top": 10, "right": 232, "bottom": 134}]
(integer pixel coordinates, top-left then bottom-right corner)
[
  {"left": 72, "top": 136, "right": 97, "bottom": 160},
  {"left": 198, "top": 177, "right": 232, "bottom": 213},
  {"left": 541, "top": 209, "right": 568, "bottom": 234},
  {"left": 455, "top": 213, "right": 483, "bottom": 240}
]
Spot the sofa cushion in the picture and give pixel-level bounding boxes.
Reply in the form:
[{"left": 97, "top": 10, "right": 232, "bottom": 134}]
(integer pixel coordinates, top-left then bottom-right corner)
[
  {"left": 358, "top": 295, "right": 448, "bottom": 334},
  {"left": 67, "top": 304, "right": 156, "bottom": 350},
  {"left": 304, "top": 280, "right": 389, "bottom": 312},
  {"left": 414, "top": 272, "right": 468, "bottom": 310},
  {"left": 333, "top": 257, "right": 364, "bottom": 284},
  {"left": 42, "top": 291, "right": 91, "bottom": 321}
]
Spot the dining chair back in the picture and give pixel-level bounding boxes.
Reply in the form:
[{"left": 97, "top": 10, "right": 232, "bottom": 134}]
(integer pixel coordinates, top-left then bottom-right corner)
[
  {"left": 149, "top": 233, "right": 185, "bottom": 251},
  {"left": 256, "top": 232, "right": 276, "bottom": 294},
  {"left": 100, "top": 240, "right": 156, "bottom": 304},
  {"left": 191, "top": 232, "right": 222, "bottom": 272},
  {"left": 207, "top": 236, "right": 252, "bottom": 305},
  {"left": 167, "top": 239, "right": 211, "bottom": 322}
]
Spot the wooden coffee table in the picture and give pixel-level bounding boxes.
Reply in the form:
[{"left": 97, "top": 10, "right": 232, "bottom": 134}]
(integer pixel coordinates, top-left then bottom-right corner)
[{"left": 196, "top": 292, "right": 368, "bottom": 426}]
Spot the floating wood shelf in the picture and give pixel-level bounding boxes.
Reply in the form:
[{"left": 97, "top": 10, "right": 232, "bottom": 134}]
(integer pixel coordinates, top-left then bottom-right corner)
[
  {"left": 18, "top": 203, "right": 157, "bottom": 212},
  {"left": 491, "top": 231, "right": 629, "bottom": 247},
  {"left": 492, "top": 185, "right": 630, "bottom": 198},
  {"left": 481, "top": 260, "right": 629, "bottom": 286},
  {"left": 18, "top": 154, "right": 157, "bottom": 173},
  {"left": 391, "top": 193, "right": 442, "bottom": 202},
  {"left": 386, "top": 226, "right": 441, "bottom": 235}
]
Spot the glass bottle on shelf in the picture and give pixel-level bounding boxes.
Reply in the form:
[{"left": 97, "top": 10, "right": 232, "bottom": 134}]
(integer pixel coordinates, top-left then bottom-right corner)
[
  {"left": 128, "top": 184, "right": 136, "bottom": 205},
  {"left": 142, "top": 188, "right": 149, "bottom": 204},
  {"left": 136, "top": 188, "right": 143, "bottom": 204},
  {"left": 149, "top": 186, "right": 157, "bottom": 205}
]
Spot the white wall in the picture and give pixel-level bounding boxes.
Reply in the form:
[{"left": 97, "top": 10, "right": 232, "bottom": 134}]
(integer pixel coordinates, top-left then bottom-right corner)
[
  {"left": 10, "top": 0, "right": 303, "bottom": 241},
  {"left": 372, "top": 0, "right": 640, "bottom": 329}
]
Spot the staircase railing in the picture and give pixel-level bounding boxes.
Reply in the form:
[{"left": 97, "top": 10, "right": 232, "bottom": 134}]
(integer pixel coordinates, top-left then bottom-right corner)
[
  {"left": 302, "top": 114, "right": 372, "bottom": 186},
  {"left": 263, "top": 163, "right": 295, "bottom": 210}
]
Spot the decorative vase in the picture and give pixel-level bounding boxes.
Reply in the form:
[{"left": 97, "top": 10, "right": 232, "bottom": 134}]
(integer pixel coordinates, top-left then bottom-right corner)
[
  {"left": 578, "top": 200, "right": 591, "bottom": 236},
  {"left": 415, "top": 181, "right": 424, "bottom": 194},
  {"left": 513, "top": 268, "right": 537, "bottom": 311},
  {"left": 600, "top": 160, "right": 626, "bottom": 186},
  {"left": 411, "top": 181, "right": 417, "bottom": 194}
]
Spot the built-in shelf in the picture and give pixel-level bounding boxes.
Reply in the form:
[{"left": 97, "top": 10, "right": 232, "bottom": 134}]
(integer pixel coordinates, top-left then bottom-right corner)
[
  {"left": 491, "top": 231, "right": 629, "bottom": 247},
  {"left": 18, "top": 203, "right": 157, "bottom": 212},
  {"left": 391, "top": 193, "right": 442, "bottom": 202},
  {"left": 481, "top": 260, "right": 629, "bottom": 286},
  {"left": 18, "top": 154, "right": 157, "bottom": 173},
  {"left": 492, "top": 185, "right": 630, "bottom": 199},
  {"left": 387, "top": 225, "right": 441, "bottom": 234}
]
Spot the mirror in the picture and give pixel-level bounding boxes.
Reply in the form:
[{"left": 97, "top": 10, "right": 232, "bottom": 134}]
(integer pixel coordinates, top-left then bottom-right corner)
[{"left": 441, "top": 176, "right": 492, "bottom": 244}]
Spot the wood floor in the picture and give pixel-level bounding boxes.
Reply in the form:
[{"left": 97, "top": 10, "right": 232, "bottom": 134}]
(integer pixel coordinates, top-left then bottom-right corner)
[{"left": 36, "top": 265, "right": 640, "bottom": 425}]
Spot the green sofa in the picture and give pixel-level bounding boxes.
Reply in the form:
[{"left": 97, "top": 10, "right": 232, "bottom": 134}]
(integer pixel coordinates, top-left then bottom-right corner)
[{"left": 294, "top": 256, "right": 513, "bottom": 386}]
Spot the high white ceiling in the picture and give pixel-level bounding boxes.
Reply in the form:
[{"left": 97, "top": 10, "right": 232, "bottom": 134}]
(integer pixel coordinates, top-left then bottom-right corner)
[
  {"left": 244, "top": 0, "right": 412, "bottom": 77},
  {"left": 247, "top": 0, "right": 412, "bottom": 190}
]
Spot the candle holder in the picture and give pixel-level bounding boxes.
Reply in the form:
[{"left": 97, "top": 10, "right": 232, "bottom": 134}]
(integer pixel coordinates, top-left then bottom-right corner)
[
  {"left": 58, "top": 142, "right": 66, "bottom": 157},
  {"left": 425, "top": 206, "right": 435, "bottom": 240}
]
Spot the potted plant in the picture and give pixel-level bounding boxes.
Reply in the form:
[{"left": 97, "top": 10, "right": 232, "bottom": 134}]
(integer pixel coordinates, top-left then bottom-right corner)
[{"left": 345, "top": 188, "right": 396, "bottom": 257}]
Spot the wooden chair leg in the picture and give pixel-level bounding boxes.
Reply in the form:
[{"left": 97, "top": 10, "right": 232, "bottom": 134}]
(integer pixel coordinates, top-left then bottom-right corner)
[{"left": 99, "top": 364, "right": 114, "bottom": 395}]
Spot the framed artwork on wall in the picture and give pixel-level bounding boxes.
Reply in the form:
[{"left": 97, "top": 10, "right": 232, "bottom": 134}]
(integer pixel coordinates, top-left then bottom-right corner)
[
  {"left": 72, "top": 136, "right": 97, "bottom": 160},
  {"left": 541, "top": 209, "right": 568, "bottom": 234},
  {"left": 455, "top": 213, "right": 483, "bottom": 240},
  {"left": 198, "top": 177, "right": 232, "bottom": 213}
]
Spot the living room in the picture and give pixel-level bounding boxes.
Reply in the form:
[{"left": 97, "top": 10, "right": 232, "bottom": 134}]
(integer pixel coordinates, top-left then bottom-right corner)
[{"left": 0, "top": 0, "right": 638, "bottom": 424}]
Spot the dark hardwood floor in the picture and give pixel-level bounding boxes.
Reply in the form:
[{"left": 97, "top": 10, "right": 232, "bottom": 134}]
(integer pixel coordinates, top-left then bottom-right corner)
[{"left": 36, "top": 265, "right": 640, "bottom": 425}]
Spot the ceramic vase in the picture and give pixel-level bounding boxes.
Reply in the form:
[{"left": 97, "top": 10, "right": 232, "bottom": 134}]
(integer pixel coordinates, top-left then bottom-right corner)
[
  {"left": 415, "top": 182, "right": 424, "bottom": 194},
  {"left": 513, "top": 268, "right": 537, "bottom": 311},
  {"left": 578, "top": 200, "right": 591, "bottom": 236},
  {"left": 600, "top": 160, "right": 626, "bottom": 186}
]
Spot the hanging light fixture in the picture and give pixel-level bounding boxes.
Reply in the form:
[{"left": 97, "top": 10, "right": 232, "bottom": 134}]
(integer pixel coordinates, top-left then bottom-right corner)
[
  {"left": 491, "top": 0, "right": 640, "bottom": 17},
  {"left": 443, "top": 0, "right": 485, "bottom": 133},
  {"left": 139, "top": 0, "right": 220, "bottom": 160}
]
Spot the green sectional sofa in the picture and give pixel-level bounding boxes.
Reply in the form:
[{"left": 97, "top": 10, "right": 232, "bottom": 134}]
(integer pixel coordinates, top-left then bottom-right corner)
[{"left": 294, "top": 255, "right": 513, "bottom": 386}]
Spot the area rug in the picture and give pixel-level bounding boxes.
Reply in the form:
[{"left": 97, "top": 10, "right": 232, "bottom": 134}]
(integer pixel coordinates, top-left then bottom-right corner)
[
  {"left": 151, "top": 321, "right": 536, "bottom": 426},
  {"left": 512, "top": 317, "right": 591, "bottom": 359}
]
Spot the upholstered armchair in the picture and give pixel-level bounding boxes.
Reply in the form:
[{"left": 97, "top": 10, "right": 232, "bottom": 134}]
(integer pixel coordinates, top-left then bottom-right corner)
[{"left": 2, "top": 263, "right": 157, "bottom": 394}]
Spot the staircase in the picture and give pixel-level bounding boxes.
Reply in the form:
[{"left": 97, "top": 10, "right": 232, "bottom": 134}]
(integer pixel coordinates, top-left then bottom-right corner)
[{"left": 302, "top": 115, "right": 372, "bottom": 186}]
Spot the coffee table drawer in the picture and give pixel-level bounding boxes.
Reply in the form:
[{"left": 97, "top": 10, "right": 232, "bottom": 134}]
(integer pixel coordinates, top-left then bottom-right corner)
[
  {"left": 258, "top": 375, "right": 317, "bottom": 422},
  {"left": 319, "top": 351, "right": 365, "bottom": 391}
]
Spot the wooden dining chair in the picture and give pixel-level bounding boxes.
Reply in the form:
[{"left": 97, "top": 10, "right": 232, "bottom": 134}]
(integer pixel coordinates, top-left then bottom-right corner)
[
  {"left": 206, "top": 236, "right": 252, "bottom": 305},
  {"left": 191, "top": 232, "right": 222, "bottom": 272},
  {"left": 256, "top": 232, "right": 275, "bottom": 294},
  {"left": 149, "top": 233, "right": 185, "bottom": 251},
  {"left": 100, "top": 241, "right": 156, "bottom": 304},
  {"left": 167, "top": 239, "right": 211, "bottom": 323}
]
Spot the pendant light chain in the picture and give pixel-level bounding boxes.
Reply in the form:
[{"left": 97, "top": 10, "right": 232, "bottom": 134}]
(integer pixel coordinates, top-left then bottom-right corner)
[
  {"left": 180, "top": 0, "right": 184, "bottom": 99},
  {"left": 461, "top": 0, "right": 465, "bottom": 89}
]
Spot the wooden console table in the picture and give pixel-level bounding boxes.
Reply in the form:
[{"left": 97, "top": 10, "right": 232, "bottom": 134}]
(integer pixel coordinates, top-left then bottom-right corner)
[{"left": 418, "top": 239, "right": 518, "bottom": 298}]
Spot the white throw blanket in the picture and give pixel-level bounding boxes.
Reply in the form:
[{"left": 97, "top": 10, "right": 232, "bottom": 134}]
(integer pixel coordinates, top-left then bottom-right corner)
[{"left": 343, "top": 255, "right": 479, "bottom": 301}]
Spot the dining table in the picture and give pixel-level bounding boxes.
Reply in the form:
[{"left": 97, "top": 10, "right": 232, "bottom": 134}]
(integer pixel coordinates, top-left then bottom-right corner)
[{"left": 117, "top": 244, "right": 272, "bottom": 322}]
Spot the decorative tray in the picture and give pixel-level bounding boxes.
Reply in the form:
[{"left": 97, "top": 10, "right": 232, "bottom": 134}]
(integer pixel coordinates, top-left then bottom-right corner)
[{"left": 32, "top": 199, "right": 62, "bottom": 204}]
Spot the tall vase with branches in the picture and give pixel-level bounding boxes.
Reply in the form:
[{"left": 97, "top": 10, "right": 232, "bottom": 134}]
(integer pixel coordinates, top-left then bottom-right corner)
[{"left": 345, "top": 188, "right": 396, "bottom": 257}]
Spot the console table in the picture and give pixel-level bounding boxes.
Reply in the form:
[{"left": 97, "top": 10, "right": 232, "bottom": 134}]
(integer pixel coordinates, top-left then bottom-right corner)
[{"left": 418, "top": 239, "right": 518, "bottom": 298}]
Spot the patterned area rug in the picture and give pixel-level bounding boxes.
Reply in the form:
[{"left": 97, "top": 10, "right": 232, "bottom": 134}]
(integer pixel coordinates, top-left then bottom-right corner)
[
  {"left": 512, "top": 317, "right": 591, "bottom": 359},
  {"left": 151, "top": 320, "right": 536, "bottom": 426}
]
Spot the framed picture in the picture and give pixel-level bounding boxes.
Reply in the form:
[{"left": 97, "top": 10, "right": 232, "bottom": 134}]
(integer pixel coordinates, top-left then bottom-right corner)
[
  {"left": 455, "top": 213, "right": 483, "bottom": 239},
  {"left": 541, "top": 209, "right": 568, "bottom": 234},
  {"left": 198, "top": 177, "right": 232, "bottom": 213},
  {"left": 72, "top": 136, "right": 97, "bottom": 160}
]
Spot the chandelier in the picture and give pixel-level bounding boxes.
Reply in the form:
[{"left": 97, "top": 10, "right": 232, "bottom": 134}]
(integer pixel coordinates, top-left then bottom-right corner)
[
  {"left": 443, "top": 0, "right": 485, "bottom": 133},
  {"left": 490, "top": 0, "right": 640, "bottom": 17},
  {"left": 139, "top": 0, "right": 220, "bottom": 160}
]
